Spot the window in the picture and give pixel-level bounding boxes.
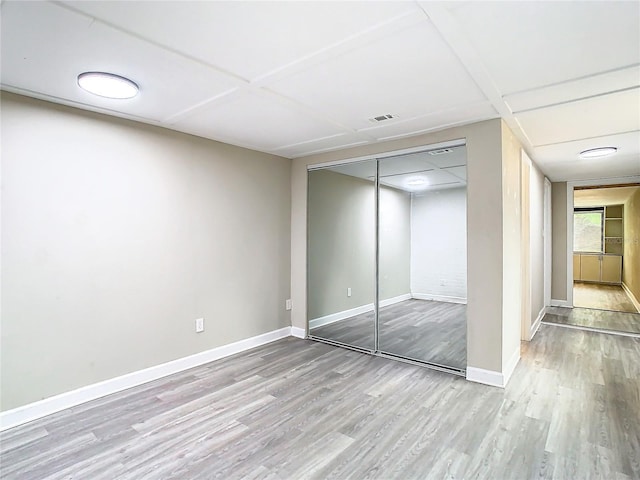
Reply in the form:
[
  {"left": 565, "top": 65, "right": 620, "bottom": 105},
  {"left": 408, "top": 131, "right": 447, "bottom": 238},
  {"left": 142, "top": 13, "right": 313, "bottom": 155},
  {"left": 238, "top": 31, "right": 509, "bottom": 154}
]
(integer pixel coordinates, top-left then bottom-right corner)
[{"left": 573, "top": 208, "right": 604, "bottom": 253}]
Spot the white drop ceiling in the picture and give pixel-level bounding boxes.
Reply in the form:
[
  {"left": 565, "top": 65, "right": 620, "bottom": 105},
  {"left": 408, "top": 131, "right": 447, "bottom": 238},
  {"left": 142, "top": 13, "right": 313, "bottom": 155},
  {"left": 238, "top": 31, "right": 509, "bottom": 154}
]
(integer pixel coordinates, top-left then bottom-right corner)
[{"left": 1, "top": 1, "right": 639, "bottom": 182}]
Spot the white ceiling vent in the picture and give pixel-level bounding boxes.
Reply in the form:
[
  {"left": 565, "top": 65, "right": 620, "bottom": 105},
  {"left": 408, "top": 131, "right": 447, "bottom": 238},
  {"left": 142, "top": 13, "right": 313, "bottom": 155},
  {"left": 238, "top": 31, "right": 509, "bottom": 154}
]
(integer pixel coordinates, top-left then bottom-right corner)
[
  {"left": 369, "top": 114, "right": 397, "bottom": 123},
  {"left": 428, "top": 148, "right": 454, "bottom": 156}
]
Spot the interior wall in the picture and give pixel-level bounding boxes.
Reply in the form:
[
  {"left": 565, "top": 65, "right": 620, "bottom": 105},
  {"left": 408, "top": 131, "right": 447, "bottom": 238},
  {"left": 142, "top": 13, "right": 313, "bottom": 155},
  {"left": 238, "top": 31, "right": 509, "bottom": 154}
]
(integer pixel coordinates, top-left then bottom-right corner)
[
  {"left": 410, "top": 187, "right": 467, "bottom": 301},
  {"left": 292, "top": 119, "right": 507, "bottom": 374},
  {"left": 307, "top": 169, "right": 411, "bottom": 320},
  {"left": 500, "top": 122, "right": 522, "bottom": 370},
  {"left": 0, "top": 93, "right": 292, "bottom": 411},
  {"left": 379, "top": 186, "right": 412, "bottom": 302},
  {"left": 551, "top": 182, "right": 568, "bottom": 302},
  {"left": 529, "top": 160, "right": 546, "bottom": 329},
  {"left": 307, "top": 170, "right": 374, "bottom": 319},
  {"left": 623, "top": 187, "right": 640, "bottom": 304}
]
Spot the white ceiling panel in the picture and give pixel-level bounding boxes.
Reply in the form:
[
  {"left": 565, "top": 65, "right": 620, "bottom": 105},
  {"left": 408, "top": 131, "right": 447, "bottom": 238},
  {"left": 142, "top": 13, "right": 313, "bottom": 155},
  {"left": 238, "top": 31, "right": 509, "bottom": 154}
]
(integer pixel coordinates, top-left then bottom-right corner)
[
  {"left": 62, "top": 1, "right": 419, "bottom": 82},
  {"left": 516, "top": 89, "right": 640, "bottom": 147},
  {"left": 361, "top": 102, "right": 497, "bottom": 140},
  {"left": 269, "top": 17, "right": 488, "bottom": 130},
  {"left": 443, "top": 166, "right": 467, "bottom": 181},
  {"left": 274, "top": 134, "right": 370, "bottom": 159},
  {"left": 171, "top": 91, "right": 347, "bottom": 151},
  {"left": 0, "top": 1, "right": 240, "bottom": 122},
  {"left": 505, "top": 66, "right": 640, "bottom": 114},
  {"left": 533, "top": 131, "right": 640, "bottom": 181},
  {"left": 447, "top": 1, "right": 640, "bottom": 94}
]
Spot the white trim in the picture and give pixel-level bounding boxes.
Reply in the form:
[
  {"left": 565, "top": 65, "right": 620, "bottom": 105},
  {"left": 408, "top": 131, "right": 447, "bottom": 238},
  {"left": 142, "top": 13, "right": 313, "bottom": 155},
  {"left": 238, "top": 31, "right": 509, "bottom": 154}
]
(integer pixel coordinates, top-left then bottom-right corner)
[
  {"left": 306, "top": 139, "right": 466, "bottom": 170},
  {"left": 466, "top": 367, "right": 505, "bottom": 388},
  {"left": 0, "top": 326, "right": 294, "bottom": 431},
  {"left": 530, "top": 306, "right": 546, "bottom": 340},
  {"left": 290, "top": 326, "right": 306, "bottom": 339},
  {"left": 541, "top": 321, "right": 640, "bottom": 338},
  {"left": 466, "top": 348, "right": 520, "bottom": 389},
  {"left": 380, "top": 293, "right": 412, "bottom": 307},
  {"left": 411, "top": 293, "right": 467, "bottom": 304},
  {"left": 622, "top": 282, "right": 640, "bottom": 313},
  {"left": 503, "top": 347, "right": 521, "bottom": 386},
  {"left": 308, "top": 293, "right": 411, "bottom": 329},
  {"left": 309, "top": 303, "right": 374, "bottom": 329},
  {"left": 550, "top": 299, "right": 572, "bottom": 308}
]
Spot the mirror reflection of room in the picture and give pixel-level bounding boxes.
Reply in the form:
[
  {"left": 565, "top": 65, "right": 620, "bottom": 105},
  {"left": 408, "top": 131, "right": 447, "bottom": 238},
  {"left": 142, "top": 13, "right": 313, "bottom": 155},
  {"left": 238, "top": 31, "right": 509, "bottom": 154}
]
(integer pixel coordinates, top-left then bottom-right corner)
[{"left": 307, "top": 145, "right": 467, "bottom": 372}]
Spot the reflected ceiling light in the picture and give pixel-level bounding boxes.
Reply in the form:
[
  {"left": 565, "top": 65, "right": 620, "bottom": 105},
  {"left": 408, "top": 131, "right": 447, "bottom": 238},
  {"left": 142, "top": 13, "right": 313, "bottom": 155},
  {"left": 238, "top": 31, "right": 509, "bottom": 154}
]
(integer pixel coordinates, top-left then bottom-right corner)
[
  {"left": 579, "top": 147, "right": 617, "bottom": 159},
  {"left": 407, "top": 179, "right": 426, "bottom": 186},
  {"left": 77, "top": 72, "right": 139, "bottom": 99}
]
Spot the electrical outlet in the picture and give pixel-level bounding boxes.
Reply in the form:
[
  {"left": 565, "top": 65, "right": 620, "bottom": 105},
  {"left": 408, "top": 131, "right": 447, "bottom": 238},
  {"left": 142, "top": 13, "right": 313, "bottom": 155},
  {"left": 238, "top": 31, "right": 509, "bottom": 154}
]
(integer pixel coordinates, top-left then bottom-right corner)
[
  {"left": 285, "top": 299, "right": 292, "bottom": 311},
  {"left": 195, "top": 318, "right": 204, "bottom": 333},
  {"left": 347, "top": 287, "right": 352, "bottom": 297}
]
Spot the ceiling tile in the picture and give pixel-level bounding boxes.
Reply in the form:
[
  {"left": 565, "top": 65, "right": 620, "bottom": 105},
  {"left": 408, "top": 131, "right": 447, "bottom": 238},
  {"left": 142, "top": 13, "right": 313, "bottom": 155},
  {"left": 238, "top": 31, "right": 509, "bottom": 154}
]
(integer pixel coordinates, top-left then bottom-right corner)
[
  {"left": 170, "top": 91, "right": 347, "bottom": 151},
  {"left": 448, "top": 1, "right": 640, "bottom": 94},
  {"left": 362, "top": 102, "right": 496, "bottom": 140},
  {"left": 533, "top": 131, "right": 640, "bottom": 181},
  {"left": 62, "top": 1, "right": 419, "bottom": 81},
  {"left": 273, "top": 134, "right": 370, "bottom": 159},
  {"left": 0, "top": 1, "right": 240, "bottom": 122},
  {"left": 268, "top": 17, "right": 488, "bottom": 131},
  {"left": 505, "top": 66, "right": 640, "bottom": 113},
  {"left": 515, "top": 89, "right": 640, "bottom": 146}
]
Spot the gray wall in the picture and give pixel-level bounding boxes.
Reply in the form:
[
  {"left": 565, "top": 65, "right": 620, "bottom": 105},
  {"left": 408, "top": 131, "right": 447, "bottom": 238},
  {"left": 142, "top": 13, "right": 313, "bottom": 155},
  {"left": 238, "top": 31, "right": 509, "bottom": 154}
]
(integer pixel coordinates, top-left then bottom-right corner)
[
  {"left": 307, "top": 169, "right": 410, "bottom": 320},
  {"left": 1, "top": 93, "right": 292, "bottom": 410},
  {"left": 551, "top": 182, "right": 568, "bottom": 302},
  {"left": 529, "top": 161, "right": 546, "bottom": 326},
  {"left": 292, "top": 119, "right": 520, "bottom": 374}
]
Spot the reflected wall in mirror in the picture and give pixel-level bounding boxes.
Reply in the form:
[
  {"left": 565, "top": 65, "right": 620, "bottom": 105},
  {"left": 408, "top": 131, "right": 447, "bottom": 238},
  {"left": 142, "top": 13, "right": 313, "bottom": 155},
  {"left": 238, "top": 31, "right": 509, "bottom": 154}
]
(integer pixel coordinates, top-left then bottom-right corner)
[{"left": 307, "top": 161, "right": 376, "bottom": 350}]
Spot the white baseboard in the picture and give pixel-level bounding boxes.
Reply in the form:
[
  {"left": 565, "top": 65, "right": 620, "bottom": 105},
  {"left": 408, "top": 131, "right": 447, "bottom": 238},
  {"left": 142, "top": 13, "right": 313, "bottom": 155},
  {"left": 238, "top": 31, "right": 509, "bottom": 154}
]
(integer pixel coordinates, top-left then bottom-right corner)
[
  {"left": 411, "top": 293, "right": 467, "bottom": 304},
  {"left": 503, "top": 347, "right": 520, "bottom": 386},
  {"left": 466, "top": 367, "right": 504, "bottom": 388},
  {"left": 308, "top": 293, "right": 411, "bottom": 329},
  {"left": 622, "top": 282, "right": 640, "bottom": 313},
  {"left": 529, "top": 306, "right": 546, "bottom": 340},
  {"left": 466, "top": 348, "right": 520, "bottom": 389},
  {"left": 290, "top": 326, "right": 306, "bottom": 339},
  {"left": 550, "top": 299, "right": 572, "bottom": 308},
  {"left": 380, "top": 293, "right": 412, "bottom": 307},
  {"left": 0, "top": 326, "right": 295, "bottom": 431}
]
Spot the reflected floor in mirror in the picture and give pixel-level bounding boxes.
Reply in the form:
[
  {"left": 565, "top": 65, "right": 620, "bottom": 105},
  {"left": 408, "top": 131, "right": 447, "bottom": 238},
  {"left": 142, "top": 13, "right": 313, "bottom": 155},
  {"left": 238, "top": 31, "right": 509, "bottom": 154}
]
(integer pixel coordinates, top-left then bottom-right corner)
[
  {"left": 573, "top": 282, "right": 639, "bottom": 314},
  {"left": 543, "top": 306, "right": 640, "bottom": 335},
  {"left": 310, "top": 299, "right": 466, "bottom": 370}
]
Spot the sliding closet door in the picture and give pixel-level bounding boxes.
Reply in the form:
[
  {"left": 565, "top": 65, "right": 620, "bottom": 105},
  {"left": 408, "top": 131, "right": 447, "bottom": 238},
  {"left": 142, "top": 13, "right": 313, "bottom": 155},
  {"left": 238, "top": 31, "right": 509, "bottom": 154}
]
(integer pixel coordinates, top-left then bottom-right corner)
[
  {"left": 377, "top": 147, "right": 467, "bottom": 370},
  {"left": 307, "top": 161, "right": 376, "bottom": 351}
]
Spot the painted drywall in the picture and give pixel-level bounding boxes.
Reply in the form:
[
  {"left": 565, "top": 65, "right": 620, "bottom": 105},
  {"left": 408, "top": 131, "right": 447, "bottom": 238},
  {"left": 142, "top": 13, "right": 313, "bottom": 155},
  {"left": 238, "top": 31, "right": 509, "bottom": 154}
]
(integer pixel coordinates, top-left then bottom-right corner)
[
  {"left": 379, "top": 186, "right": 411, "bottom": 301},
  {"left": 410, "top": 187, "right": 467, "bottom": 300},
  {"left": 0, "top": 93, "right": 291, "bottom": 410},
  {"left": 551, "top": 182, "right": 568, "bottom": 302},
  {"left": 500, "top": 122, "right": 522, "bottom": 370},
  {"left": 292, "top": 118, "right": 507, "bottom": 374},
  {"left": 529, "top": 160, "right": 546, "bottom": 330},
  {"left": 623, "top": 187, "right": 640, "bottom": 303},
  {"left": 307, "top": 168, "right": 410, "bottom": 319}
]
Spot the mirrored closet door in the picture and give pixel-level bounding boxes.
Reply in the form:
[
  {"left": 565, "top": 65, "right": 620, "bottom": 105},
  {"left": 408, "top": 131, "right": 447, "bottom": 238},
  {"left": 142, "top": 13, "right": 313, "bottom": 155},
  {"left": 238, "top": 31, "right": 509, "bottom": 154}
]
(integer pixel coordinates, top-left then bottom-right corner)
[
  {"left": 307, "top": 160, "right": 377, "bottom": 351},
  {"left": 307, "top": 145, "right": 467, "bottom": 373}
]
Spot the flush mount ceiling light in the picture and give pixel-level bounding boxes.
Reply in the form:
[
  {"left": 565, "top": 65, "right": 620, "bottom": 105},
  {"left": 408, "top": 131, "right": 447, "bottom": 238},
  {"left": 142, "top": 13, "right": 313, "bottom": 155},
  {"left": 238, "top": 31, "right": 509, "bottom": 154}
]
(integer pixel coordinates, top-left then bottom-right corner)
[
  {"left": 77, "top": 72, "right": 139, "bottom": 99},
  {"left": 579, "top": 147, "right": 617, "bottom": 159},
  {"left": 405, "top": 177, "right": 429, "bottom": 189}
]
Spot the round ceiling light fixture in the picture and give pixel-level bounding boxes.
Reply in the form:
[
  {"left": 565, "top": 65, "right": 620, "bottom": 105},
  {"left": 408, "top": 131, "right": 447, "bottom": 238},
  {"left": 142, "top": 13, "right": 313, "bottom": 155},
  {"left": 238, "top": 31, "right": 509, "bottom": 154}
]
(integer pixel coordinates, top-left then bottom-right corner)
[
  {"left": 77, "top": 72, "right": 139, "bottom": 99},
  {"left": 405, "top": 177, "right": 429, "bottom": 189},
  {"left": 579, "top": 147, "right": 617, "bottom": 159}
]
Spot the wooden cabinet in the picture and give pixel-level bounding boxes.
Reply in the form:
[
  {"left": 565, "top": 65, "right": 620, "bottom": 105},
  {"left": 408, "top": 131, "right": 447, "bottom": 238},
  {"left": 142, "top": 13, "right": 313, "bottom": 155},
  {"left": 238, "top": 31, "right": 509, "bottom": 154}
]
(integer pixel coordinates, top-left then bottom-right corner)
[
  {"left": 602, "top": 255, "right": 622, "bottom": 284},
  {"left": 573, "top": 253, "right": 622, "bottom": 284},
  {"left": 604, "top": 205, "right": 624, "bottom": 255}
]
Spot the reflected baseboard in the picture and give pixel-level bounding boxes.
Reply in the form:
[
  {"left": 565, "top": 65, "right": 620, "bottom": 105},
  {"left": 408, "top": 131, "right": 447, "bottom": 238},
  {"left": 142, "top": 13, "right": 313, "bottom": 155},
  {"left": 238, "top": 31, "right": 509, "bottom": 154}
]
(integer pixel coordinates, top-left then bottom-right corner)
[
  {"left": 412, "top": 293, "right": 467, "bottom": 304},
  {"left": 309, "top": 293, "right": 411, "bottom": 329}
]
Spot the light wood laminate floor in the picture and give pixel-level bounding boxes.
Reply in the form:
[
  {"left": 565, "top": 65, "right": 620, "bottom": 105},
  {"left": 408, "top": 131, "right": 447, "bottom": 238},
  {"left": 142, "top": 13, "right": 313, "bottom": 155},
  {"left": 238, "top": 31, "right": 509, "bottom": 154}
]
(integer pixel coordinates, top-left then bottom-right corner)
[
  {"left": 544, "top": 306, "right": 640, "bottom": 335},
  {"left": 310, "top": 299, "right": 466, "bottom": 370},
  {"left": 573, "top": 282, "right": 639, "bottom": 314},
  {"left": 2, "top": 324, "right": 639, "bottom": 479}
]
